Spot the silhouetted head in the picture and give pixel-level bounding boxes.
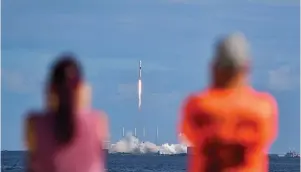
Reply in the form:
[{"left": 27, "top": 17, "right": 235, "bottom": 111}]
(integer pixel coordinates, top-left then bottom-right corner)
[
  {"left": 46, "top": 53, "right": 83, "bottom": 145},
  {"left": 210, "top": 32, "right": 251, "bottom": 88}
]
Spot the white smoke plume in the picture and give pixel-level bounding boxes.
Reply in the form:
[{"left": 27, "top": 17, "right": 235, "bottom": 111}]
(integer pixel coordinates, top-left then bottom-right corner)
[{"left": 109, "top": 132, "right": 187, "bottom": 155}]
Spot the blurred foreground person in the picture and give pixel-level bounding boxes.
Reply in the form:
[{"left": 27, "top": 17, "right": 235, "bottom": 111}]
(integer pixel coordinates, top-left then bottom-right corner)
[
  {"left": 178, "top": 33, "right": 278, "bottom": 172},
  {"left": 24, "top": 54, "right": 109, "bottom": 172}
]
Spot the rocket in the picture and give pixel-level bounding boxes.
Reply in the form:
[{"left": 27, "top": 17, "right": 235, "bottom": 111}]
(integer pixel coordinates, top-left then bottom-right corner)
[
  {"left": 139, "top": 60, "right": 142, "bottom": 79},
  {"left": 138, "top": 60, "right": 142, "bottom": 110}
]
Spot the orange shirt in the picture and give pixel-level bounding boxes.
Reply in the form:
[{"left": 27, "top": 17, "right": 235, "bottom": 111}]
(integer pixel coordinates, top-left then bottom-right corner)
[{"left": 178, "top": 86, "right": 278, "bottom": 172}]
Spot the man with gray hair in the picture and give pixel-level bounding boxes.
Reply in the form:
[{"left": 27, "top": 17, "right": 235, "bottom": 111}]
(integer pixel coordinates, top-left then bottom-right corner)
[
  {"left": 178, "top": 32, "right": 278, "bottom": 172},
  {"left": 211, "top": 32, "right": 251, "bottom": 88}
]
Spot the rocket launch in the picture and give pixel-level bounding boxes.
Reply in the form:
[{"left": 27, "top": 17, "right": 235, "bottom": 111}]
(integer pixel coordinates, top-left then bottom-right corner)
[{"left": 138, "top": 60, "right": 142, "bottom": 110}]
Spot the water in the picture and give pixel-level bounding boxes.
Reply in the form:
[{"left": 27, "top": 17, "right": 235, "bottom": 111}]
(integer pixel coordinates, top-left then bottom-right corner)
[{"left": 1, "top": 151, "right": 300, "bottom": 172}]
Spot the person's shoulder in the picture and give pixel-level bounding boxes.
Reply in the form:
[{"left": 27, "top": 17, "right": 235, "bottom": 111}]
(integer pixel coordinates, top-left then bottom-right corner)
[
  {"left": 89, "top": 109, "right": 108, "bottom": 123},
  {"left": 90, "top": 109, "right": 107, "bottom": 117},
  {"left": 184, "top": 90, "right": 209, "bottom": 103},
  {"left": 254, "top": 91, "right": 277, "bottom": 105},
  {"left": 25, "top": 110, "right": 44, "bottom": 122},
  {"left": 252, "top": 90, "right": 278, "bottom": 116},
  {"left": 184, "top": 93, "right": 199, "bottom": 103},
  {"left": 24, "top": 110, "right": 47, "bottom": 131},
  {"left": 90, "top": 109, "right": 109, "bottom": 140},
  {"left": 182, "top": 92, "right": 200, "bottom": 108},
  {"left": 182, "top": 90, "right": 210, "bottom": 114}
]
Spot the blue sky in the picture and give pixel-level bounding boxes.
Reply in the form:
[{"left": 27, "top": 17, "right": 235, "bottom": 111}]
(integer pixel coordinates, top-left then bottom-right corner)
[{"left": 2, "top": 0, "right": 300, "bottom": 153}]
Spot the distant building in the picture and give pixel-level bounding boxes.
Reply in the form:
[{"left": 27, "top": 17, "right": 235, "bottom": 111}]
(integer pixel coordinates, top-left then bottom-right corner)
[{"left": 285, "top": 151, "right": 300, "bottom": 158}]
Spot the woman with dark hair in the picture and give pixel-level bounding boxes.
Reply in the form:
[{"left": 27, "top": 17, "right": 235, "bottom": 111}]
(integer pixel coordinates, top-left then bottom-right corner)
[{"left": 24, "top": 54, "right": 109, "bottom": 172}]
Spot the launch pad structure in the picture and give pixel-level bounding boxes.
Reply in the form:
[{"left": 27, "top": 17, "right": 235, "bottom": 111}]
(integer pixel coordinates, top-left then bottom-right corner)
[
  {"left": 121, "top": 126, "right": 159, "bottom": 145},
  {"left": 120, "top": 60, "right": 159, "bottom": 145}
]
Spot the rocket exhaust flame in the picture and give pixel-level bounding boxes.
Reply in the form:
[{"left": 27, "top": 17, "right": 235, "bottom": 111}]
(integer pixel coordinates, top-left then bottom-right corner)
[
  {"left": 138, "top": 79, "right": 142, "bottom": 110},
  {"left": 138, "top": 60, "right": 142, "bottom": 110}
]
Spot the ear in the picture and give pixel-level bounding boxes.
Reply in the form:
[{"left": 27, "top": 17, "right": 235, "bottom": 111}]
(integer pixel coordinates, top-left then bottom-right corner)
[{"left": 77, "top": 82, "right": 92, "bottom": 108}]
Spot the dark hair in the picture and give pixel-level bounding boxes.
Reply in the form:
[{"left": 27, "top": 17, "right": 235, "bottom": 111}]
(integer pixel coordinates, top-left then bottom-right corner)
[{"left": 48, "top": 54, "right": 82, "bottom": 146}]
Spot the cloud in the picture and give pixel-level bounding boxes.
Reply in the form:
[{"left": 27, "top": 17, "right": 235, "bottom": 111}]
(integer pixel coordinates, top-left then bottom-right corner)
[
  {"left": 268, "top": 65, "right": 299, "bottom": 91},
  {"left": 1, "top": 69, "right": 43, "bottom": 94},
  {"left": 214, "top": 13, "right": 274, "bottom": 23},
  {"left": 117, "top": 17, "right": 136, "bottom": 25},
  {"left": 2, "top": 70, "right": 26, "bottom": 93},
  {"left": 247, "top": 0, "right": 299, "bottom": 6},
  {"left": 1, "top": 50, "right": 57, "bottom": 94},
  {"left": 166, "top": 0, "right": 192, "bottom": 3},
  {"left": 164, "top": 0, "right": 213, "bottom": 5}
]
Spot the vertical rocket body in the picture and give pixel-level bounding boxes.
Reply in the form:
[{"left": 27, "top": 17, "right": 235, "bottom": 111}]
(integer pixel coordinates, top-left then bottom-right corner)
[
  {"left": 138, "top": 60, "right": 142, "bottom": 110},
  {"left": 139, "top": 60, "right": 142, "bottom": 79}
]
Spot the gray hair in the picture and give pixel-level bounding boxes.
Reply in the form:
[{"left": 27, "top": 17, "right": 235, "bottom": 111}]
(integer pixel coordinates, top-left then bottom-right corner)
[{"left": 212, "top": 32, "right": 251, "bottom": 69}]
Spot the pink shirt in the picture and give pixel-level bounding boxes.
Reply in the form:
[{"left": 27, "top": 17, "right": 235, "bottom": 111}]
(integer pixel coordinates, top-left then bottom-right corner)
[{"left": 27, "top": 109, "right": 106, "bottom": 172}]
